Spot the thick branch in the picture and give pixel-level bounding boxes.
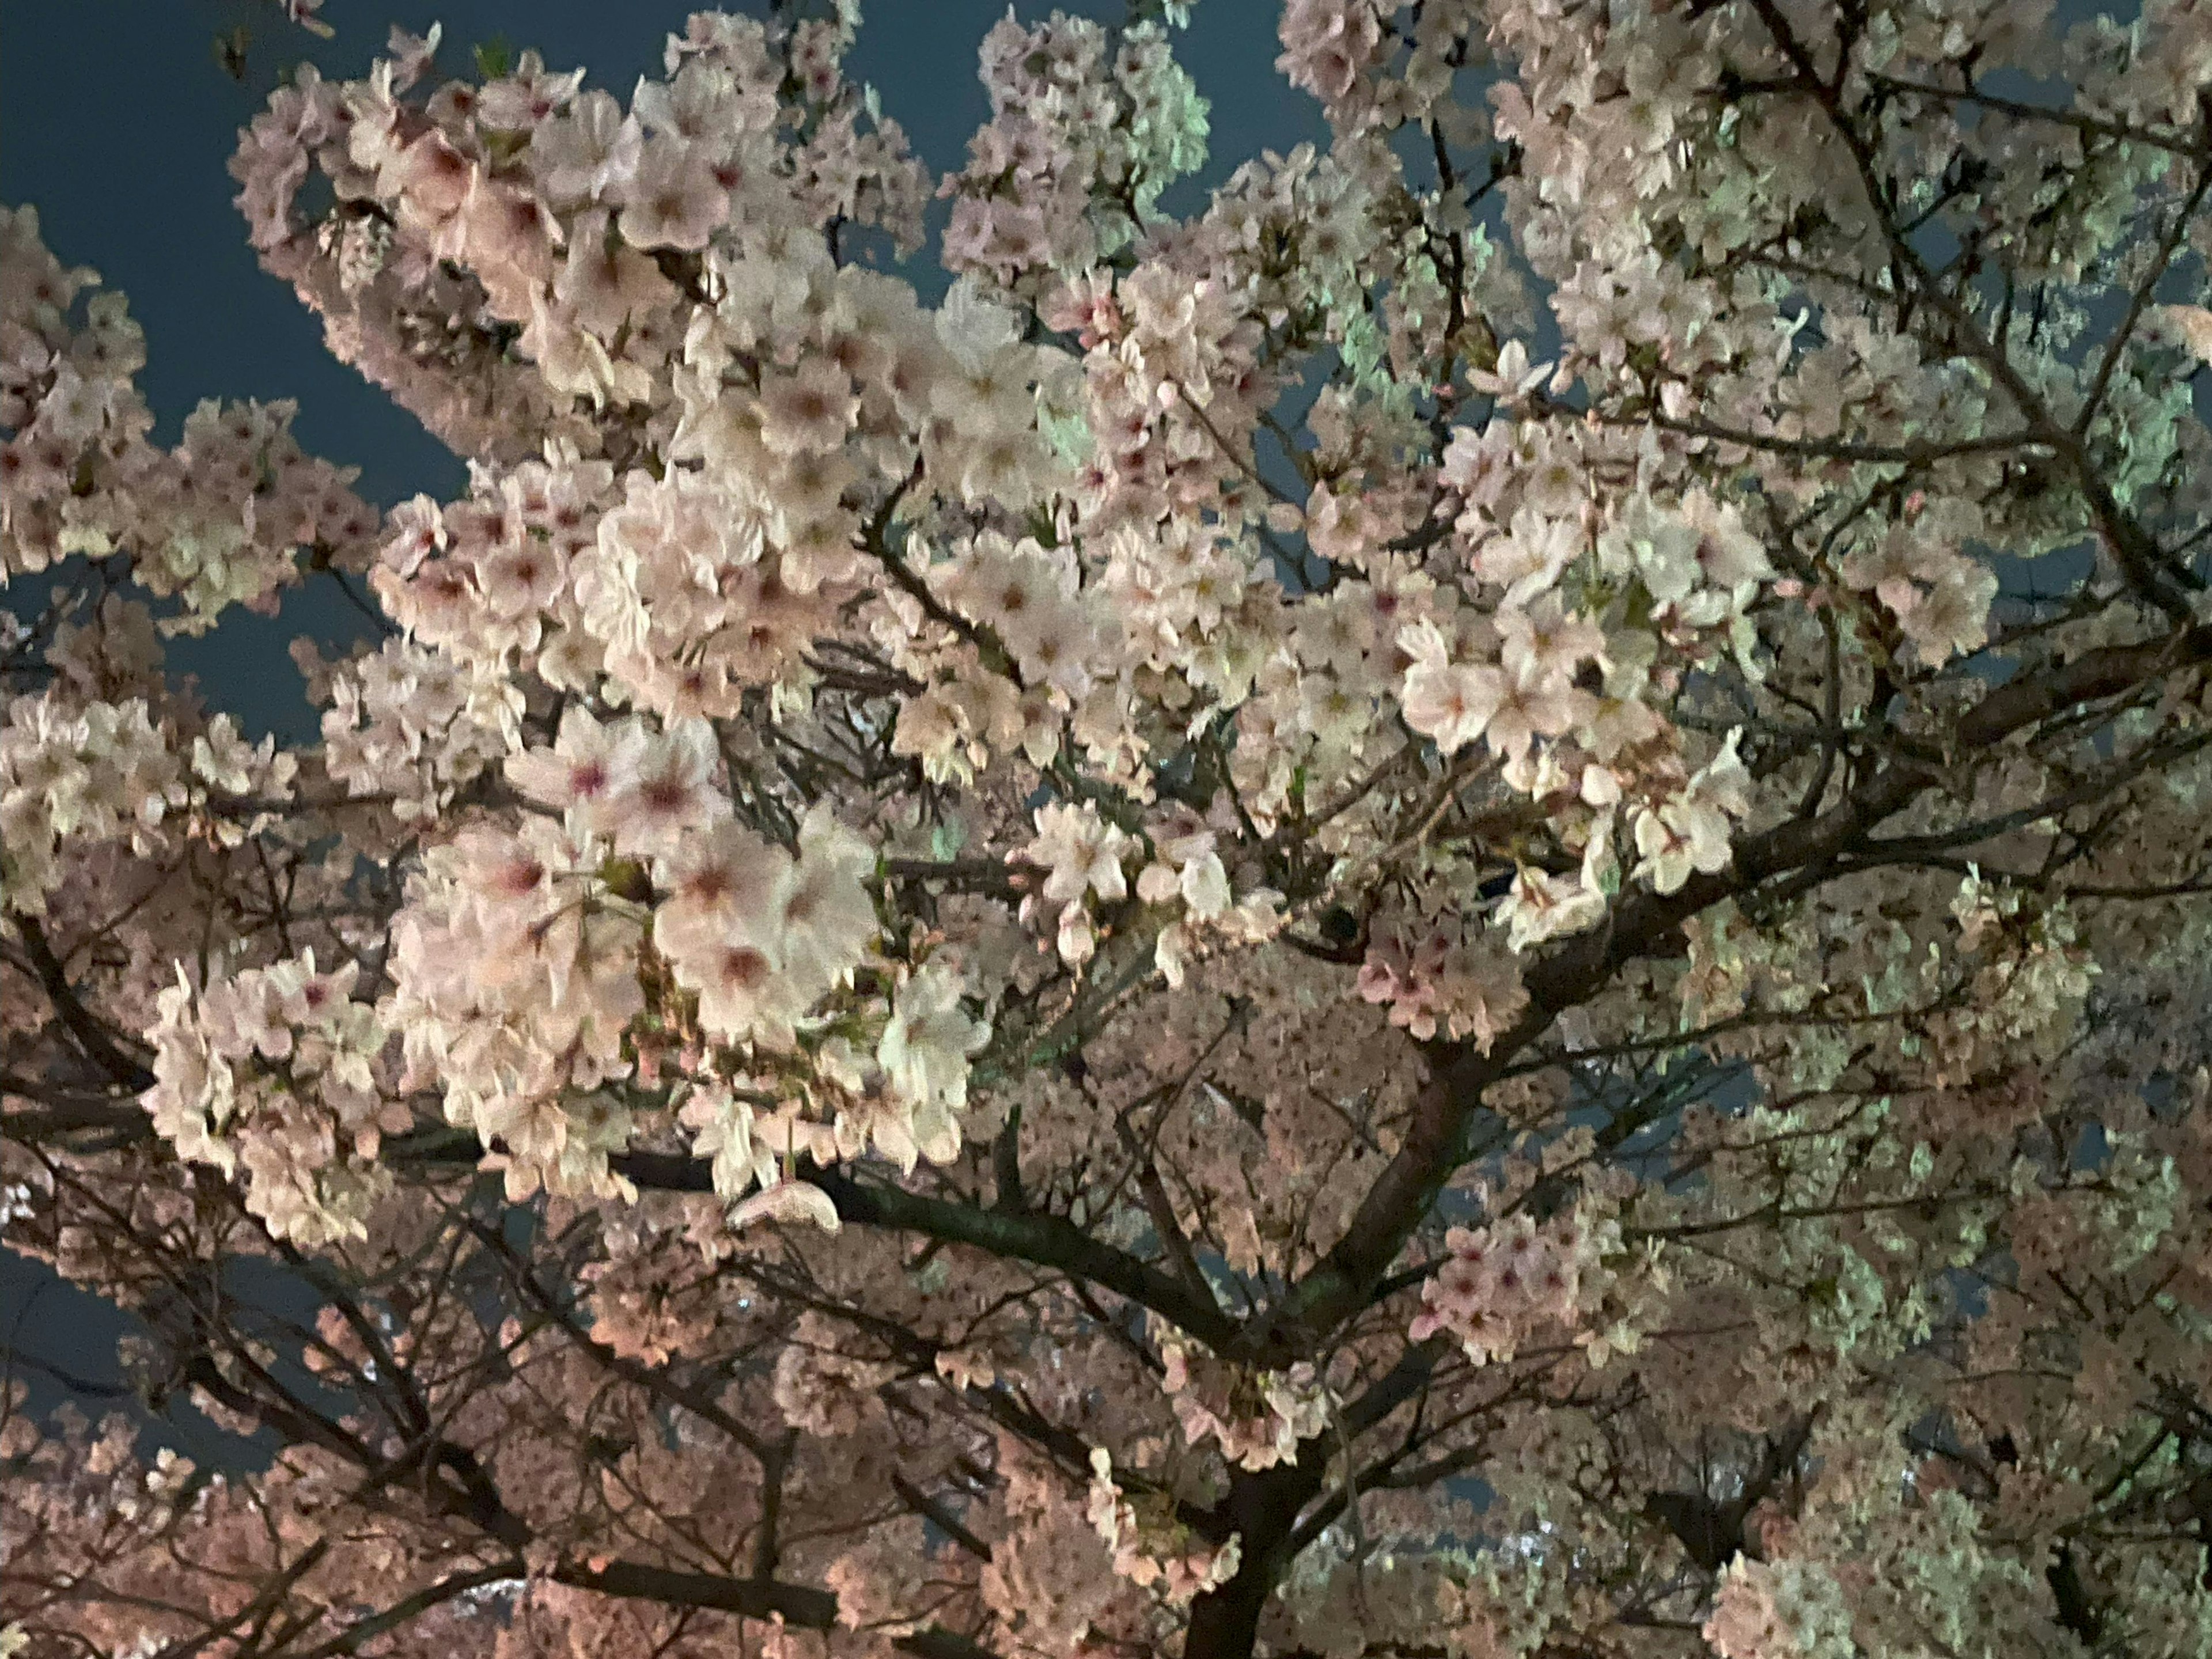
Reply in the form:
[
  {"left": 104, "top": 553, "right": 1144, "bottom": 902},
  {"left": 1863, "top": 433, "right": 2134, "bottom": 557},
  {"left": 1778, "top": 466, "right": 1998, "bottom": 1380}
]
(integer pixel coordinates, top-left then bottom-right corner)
[
  {"left": 611, "top": 1151, "right": 1241, "bottom": 1350},
  {"left": 10, "top": 913, "right": 155, "bottom": 1093}
]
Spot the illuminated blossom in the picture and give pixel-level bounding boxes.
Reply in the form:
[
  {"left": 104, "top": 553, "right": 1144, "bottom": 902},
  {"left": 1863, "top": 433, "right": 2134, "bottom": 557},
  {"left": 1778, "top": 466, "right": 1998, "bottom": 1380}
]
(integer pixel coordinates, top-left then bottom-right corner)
[{"left": 12, "top": 7, "right": 2212, "bottom": 1657}]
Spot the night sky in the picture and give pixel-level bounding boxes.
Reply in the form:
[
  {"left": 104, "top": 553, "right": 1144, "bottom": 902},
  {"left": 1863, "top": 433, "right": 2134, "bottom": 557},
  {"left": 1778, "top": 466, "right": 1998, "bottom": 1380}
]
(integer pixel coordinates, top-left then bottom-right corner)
[{"left": 0, "top": 0, "right": 1324, "bottom": 1441}]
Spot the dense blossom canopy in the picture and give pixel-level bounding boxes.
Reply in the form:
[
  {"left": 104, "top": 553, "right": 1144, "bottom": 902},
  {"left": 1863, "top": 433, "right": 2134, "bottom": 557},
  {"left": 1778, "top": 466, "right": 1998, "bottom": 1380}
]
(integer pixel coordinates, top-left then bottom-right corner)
[{"left": 7, "top": 0, "right": 2212, "bottom": 1655}]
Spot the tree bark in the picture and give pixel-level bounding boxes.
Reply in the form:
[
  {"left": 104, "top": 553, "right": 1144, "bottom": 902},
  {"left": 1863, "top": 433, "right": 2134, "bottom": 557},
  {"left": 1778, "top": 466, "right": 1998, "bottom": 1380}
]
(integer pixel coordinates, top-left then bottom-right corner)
[{"left": 1183, "top": 1460, "right": 1325, "bottom": 1658}]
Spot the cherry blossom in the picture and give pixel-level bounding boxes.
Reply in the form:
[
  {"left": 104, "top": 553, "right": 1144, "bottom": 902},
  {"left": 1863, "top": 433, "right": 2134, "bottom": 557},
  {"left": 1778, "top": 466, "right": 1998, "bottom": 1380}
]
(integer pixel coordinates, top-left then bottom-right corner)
[{"left": 10, "top": 2, "right": 2212, "bottom": 1656}]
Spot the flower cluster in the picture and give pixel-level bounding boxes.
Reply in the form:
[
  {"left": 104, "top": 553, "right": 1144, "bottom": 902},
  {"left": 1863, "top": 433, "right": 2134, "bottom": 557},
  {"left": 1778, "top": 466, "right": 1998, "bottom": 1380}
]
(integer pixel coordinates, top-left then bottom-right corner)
[
  {"left": 1630, "top": 727, "right": 1754, "bottom": 897},
  {"left": 1702, "top": 1555, "right": 1857, "bottom": 1659},
  {"left": 369, "top": 700, "right": 993, "bottom": 1223},
  {"left": 979, "top": 1449, "right": 1124, "bottom": 1652},
  {"left": 368, "top": 456, "right": 614, "bottom": 678},
  {"left": 1835, "top": 495, "right": 2000, "bottom": 669},
  {"left": 1047, "top": 252, "right": 1277, "bottom": 535},
  {"left": 1023, "top": 798, "right": 1134, "bottom": 965},
  {"left": 1925, "top": 872, "right": 2099, "bottom": 1086},
  {"left": 0, "top": 693, "right": 181, "bottom": 910},
  {"left": 142, "top": 952, "right": 402, "bottom": 1245},
  {"left": 1160, "top": 1334, "right": 1332, "bottom": 1471},
  {"left": 1390, "top": 460, "right": 1789, "bottom": 920},
  {"left": 318, "top": 634, "right": 521, "bottom": 821},
  {"left": 1017, "top": 795, "right": 1282, "bottom": 980},
  {"left": 1399, "top": 601, "right": 1605, "bottom": 769},
  {"left": 2, "top": 207, "right": 378, "bottom": 627},
  {"left": 228, "top": 13, "right": 930, "bottom": 464},
  {"left": 1358, "top": 913, "right": 1531, "bottom": 1051},
  {"left": 936, "top": 530, "right": 1118, "bottom": 705},
  {"left": 1409, "top": 1211, "right": 1607, "bottom": 1367},
  {"left": 1085, "top": 1447, "right": 1242, "bottom": 1605},
  {"left": 676, "top": 956, "right": 991, "bottom": 1228},
  {"left": 645, "top": 790, "right": 879, "bottom": 1051},
  {"left": 940, "top": 11, "right": 1208, "bottom": 292},
  {"left": 1276, "top": 0, "right": 1385, "bottom": 120},
  {"left": 771, "top": 1312, "right": 894, "bottom": 1437}
]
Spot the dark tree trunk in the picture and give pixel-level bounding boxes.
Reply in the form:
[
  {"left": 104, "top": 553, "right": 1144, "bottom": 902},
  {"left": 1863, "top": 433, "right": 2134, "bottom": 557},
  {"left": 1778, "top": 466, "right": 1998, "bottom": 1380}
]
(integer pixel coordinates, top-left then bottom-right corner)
[
  {"left": 1183, "top": 1563, "right": 1272, "bottom": 1659},
  {"left": 1181, "top": 1460, "right": 1325, "bottom": 1658}
]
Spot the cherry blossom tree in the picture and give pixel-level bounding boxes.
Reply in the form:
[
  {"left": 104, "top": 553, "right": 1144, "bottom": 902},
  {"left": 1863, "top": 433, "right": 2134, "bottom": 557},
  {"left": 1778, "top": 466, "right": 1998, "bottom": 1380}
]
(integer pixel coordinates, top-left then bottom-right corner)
[{"left": 9, "top": 0, "right": 2212, "bottom": 1654}]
